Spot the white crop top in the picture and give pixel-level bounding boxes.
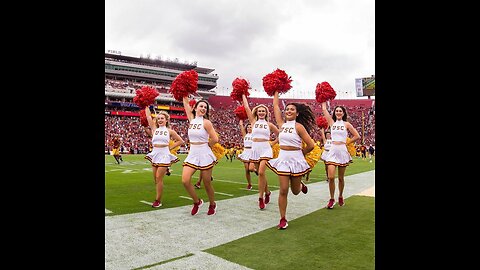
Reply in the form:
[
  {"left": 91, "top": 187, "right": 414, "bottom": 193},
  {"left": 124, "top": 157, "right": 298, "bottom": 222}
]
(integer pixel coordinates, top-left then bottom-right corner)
[
  {"left": 278, "top": 120, "right": 302, "bottom": 148},
  {"left": 152, "top": 126, "right": 170, "bottom": 145},
  {"left": 331, "top": 120, "right": 348, "bottom": 143},
  {"left": 188, "top": 116, "right": 209, "bottom": 143},
  {"left": 243, "top": 133, "right": 253, "bottom": 148},
  {"left": 324, "top": 139, "right": 332, "bottom": 150},
  {"left": 251, "top": 119, "right": 271, "bottom": 140}
]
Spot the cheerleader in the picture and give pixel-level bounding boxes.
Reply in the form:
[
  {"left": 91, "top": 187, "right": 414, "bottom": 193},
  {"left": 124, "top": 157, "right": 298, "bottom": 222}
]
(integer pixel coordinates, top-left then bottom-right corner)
[
  {"left": 319, "top": 128, "right": 332, "bottom": 182},
  {"left": 181, "top": 96, "right": 219, "bottom": 216},
  {"left": 237, "top": 119, "right": 255, "bottom": 190},
  {"left": 144, "top": 109, "right": 184, "bottom": 208},
  {"left": 266, "top": 91, "right": 315, "bottom": 229},
  {"left": 321, "top": 101, "right": 360, "bottom": 209},
  {"left": 241, "top": 94, "right": 279, "bottom": 210}
]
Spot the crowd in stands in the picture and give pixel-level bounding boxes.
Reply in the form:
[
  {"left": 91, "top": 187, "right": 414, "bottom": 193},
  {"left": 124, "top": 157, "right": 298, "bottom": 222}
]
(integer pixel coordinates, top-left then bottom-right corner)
[{"left": 105, "top": 96, "right": 375, "bottom": 154}]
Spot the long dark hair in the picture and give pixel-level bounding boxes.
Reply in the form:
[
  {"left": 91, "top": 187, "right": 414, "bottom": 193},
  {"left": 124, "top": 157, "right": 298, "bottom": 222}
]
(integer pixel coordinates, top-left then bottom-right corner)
[
  {"left": 192, "top": 99, "right": 210, "bottom": 119},
  {"left": 286, "top": 102, "right": 316, "bottom": 134},
  {"left": 333, "top": 106, "right": 348, "bottom": 121}
]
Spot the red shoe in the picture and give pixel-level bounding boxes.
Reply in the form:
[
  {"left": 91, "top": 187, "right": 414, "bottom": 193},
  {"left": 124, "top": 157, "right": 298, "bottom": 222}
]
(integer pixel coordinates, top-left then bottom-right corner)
[
  {"left": 246, "top": 184, "right": 252, "bottom": 190},
  {"left": 194, "top": 181, "right": 201, "bottom": 189},
  {"left": 152, "top": 200, "right": 162, "bottom": 208},
  {"left": 259, "top": 198, "right": 265, "bottom": 210},
  {"left": 338, "top": 197, "right": 345, "bottom": 206},
  {"left": 277, "top": 217, "right": 288, "bottom": 229},
  {"left": 191, "top": 199, "right": 204, "bottom": 215},
  {"left": 264, "top": 191, "right": 272, "bottom": 204},
  {"left": 327, "top": 199, "right": 336, "bottom": 209},
  {"left": 301, "top": 181, "right": 308, "bottom": 194},
  {"left": 207, "top": 203, "right": 217, "bottom": 215}
]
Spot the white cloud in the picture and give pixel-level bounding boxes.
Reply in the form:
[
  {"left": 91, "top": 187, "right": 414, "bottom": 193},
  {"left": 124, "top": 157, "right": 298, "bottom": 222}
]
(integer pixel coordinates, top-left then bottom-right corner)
[{"left": 106, "top": 0, "right": 374, "bottom": 99}]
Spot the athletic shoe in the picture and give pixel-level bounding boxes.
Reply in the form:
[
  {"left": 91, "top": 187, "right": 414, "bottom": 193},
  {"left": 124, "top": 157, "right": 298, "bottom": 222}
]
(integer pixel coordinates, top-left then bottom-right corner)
[
  {"left": 259, "top": 198, "right": 265, "bottom": 210},
  {"left": 338, "top": 197, "right": 345, "bottom": 206},
  {"left": 207, "top": 203, "right": 217, "bottom": 215},
  {"left": 191, "top": 199, "right": 204, "bottom": 215},
  {"left": 246, "top": 184, "right": 252, "bottom": 190},
  {"left": 152, "top": 200, "right": 162, "bottom": 208},
  {"left": 277, "top": 217, "right": 288, "bottom": 230},
  {"left": 194, "top": 181, "right": 201, "bottom": 189},
  {"left": 211, "top": 176, "right": 214, "bottom": 181},
  {"left": 166, "top": 168, "right": 171, "bottom": 176},
  {"left": 327, "top": 199, "right": 336, "bottom": 209},
  {"left": 264, "top": 191, "right": 272, "bottom": 204},
  {"left": 301, "top": 181, "right": 308, "bottom": 194}
]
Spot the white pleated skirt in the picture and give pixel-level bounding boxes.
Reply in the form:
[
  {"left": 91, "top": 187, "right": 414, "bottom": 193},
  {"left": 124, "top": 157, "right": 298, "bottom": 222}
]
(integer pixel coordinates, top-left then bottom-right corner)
[
  {"left": 266, "top": 149, "right": 311, "bottom": 176},
  {"left": 323, "top": 144, "right": 352, "bottom": 167},
  {"left": 183, "top": 143, "right": 218, "bottom": 170},
  {"left": 237, "top": 148, "right": 253, "bottom": 163},
  {"left": 250, "top": 141, "right": 272, "bottom": 162},
  {"left": 145, "top": 147, "right": 179, "bottom": 167}
]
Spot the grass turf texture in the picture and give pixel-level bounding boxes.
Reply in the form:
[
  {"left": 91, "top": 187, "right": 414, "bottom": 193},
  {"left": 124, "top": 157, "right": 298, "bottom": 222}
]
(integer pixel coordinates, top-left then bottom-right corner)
[
  {"left": 205, "top": 195, "right": 375, "bottom": 270},
  {"left": 105, "top": 154, "right": 375, "bottom": 216}
]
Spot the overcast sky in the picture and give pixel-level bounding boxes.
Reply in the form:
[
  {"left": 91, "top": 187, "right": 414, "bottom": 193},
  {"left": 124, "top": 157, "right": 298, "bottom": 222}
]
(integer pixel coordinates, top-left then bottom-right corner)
[{"left": 105, "top": 0, "right": 374, "bottom": 99}]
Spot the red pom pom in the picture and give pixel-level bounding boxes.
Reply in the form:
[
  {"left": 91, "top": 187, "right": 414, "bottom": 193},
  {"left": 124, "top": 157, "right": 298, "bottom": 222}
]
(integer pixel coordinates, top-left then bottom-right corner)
[
  {"left": 230, "top": 78, "right": 251, "bottom": 101},
  {"left": 316, "top": 116, "right": 328, "bottom": 130},
  {"left": 189, "top": 99, "right": 197, "bottom": 108},
  {"left": 139, "top": 109, "right": 149, "bottom": 127},
  {"left": 133, "top": 86, "right": 159, "bottom": 109},
  {"left": 169, "top": 70, "right": 198, "bottom": 101},
  {"left": 234, "top": 105, "right": 248, "bottom": 120},
  {"left": 262, "top": 69, "right": 292, "bottom": 96},
  {"left": 315, "top": 81, "right": 336, "bottom": 103}
]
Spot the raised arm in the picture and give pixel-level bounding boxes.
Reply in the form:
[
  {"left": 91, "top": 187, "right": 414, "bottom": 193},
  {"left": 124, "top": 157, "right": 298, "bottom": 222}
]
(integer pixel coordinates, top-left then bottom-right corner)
[
  {"left": 318, "top": 127, "right": 325, "bottom": 145},
  {"left": 241, "top": 94, "right": 256, "bottom": 125},
  {"left": 345, "top": 122, "right": 361, "bottom": 145},
  {"left": 269, "top": 122, "right": 279, "bottom": 145},
  {"left": 296, "top": 123, "right": 314, "bottom": 155},
  {"left": 168, "top": 129, "right": 185, "bottom": 150},
  {"left": 239, "top": 119, "right": 246, "bottom": 138},
  {"left": 204, "top": 119, "right": 219, "bottom": 147},
  {"left": 273, "top": 91, "right": 284, "bottom": 127},
  {"left": 321, "top": 102, "right": 334, "bottom": 126},
  {"left": 145, "top": 106, "right": 157, "bottom": 131},
  {"left": 182, "top": 96, "right": 194, "bottom": 121}
]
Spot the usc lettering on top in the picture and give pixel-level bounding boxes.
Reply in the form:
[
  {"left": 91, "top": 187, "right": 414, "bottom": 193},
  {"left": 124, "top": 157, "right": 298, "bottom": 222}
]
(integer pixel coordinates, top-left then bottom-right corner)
[{"left": 189, "top": 123, "right": 202, "bottom": 130}]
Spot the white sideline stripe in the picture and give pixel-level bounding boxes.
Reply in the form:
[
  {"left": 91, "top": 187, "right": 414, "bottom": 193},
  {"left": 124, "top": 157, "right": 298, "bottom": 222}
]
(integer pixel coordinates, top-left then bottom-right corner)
[
  {"left": 105, "top": 208, "right": 113, "bottom": 214},
  {"left": 170, "top": 173, "right": 279, "bottom": 188},
  {"left": 140, "top": 200, "right": 152, "bottom": 205},
  {"left": 239, "top": 188, "right": 258, "bottom": 192},
  {"left": 214, "top": 192, "right": 234, "bottom": 197},
  {"left": 179, "top": 196, "right": 193, "bottom": 200}
]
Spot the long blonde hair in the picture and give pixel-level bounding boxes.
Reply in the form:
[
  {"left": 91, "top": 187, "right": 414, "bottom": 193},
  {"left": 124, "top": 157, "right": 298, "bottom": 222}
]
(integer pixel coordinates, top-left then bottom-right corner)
[
  {"left": 252, "top": 104, "right": 270, "bottom": 122},
  {"left": 154, "top": 110, "right": 170, "bottom": 128}
]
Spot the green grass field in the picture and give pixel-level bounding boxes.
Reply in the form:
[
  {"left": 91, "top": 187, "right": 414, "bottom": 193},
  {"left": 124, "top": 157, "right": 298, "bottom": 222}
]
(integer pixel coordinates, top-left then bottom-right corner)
[
  {"left": 106, "top": 154, "right": 375, "bottom": 269},
  {"left": 105, "top": 154, "right": 375, "bottom": 216},
  {"left": 206, "top": 195, "right": 375, "bottom": 270}
]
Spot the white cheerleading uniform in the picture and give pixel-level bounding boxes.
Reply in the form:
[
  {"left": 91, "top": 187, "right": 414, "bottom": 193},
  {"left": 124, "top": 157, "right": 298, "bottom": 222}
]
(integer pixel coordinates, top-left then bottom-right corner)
[
  {"left": 266, "top": 120, "right": 311, "bottom": 176},
  {"left": 250, "top": 119, "right": 273, "bottom": 162},
  {"left": 183, "top": 116, "right": 217, "bottom": 170},
  {"left": 323, "top": 120, "right": 352, "bottom": 166},
  {"left": 237, "top": 133, "right": 253, "bottom": 163},
  {"left": 320, "top": 139, "right": 332, "bottom": 162},
  {"left": 145, "top": 126, "right": 180, "bottom": 167}
]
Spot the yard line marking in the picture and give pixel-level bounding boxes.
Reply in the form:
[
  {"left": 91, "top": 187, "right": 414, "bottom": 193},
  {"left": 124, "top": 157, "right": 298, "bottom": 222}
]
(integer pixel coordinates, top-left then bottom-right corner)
[
  {"left": 214, "top": 192, "right": 234, "bottom": 197},
  {"left": 140, "top": 200, "right": 152, "bottom": 205},
  {"left": 179, "top": 196, "right": 193, "bottom": 200},
  {"left": 170, "top": 174, "right": 279, "bottom": 188},
  {"left": 239, "top": 188, "right": 258, "bottom": 192},
  {"left": 121, "top": 170, "right": 135, "bottom": 173},
  {"left": 105, "top": 208, "right": 113, "bottom": 214}
]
